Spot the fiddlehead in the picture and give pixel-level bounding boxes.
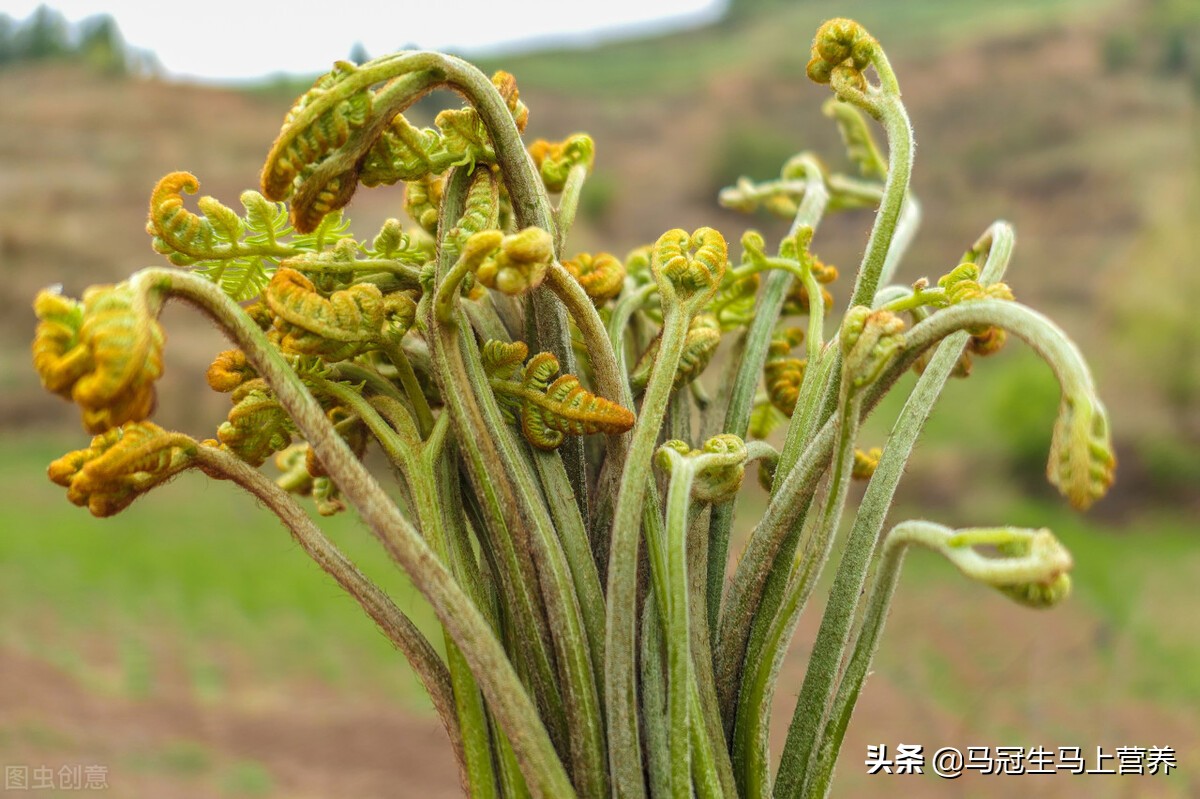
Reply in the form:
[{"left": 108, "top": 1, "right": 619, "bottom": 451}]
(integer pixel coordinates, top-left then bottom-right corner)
[
  {"left": 782, "top": 257, "right": 837, "bottom": 316},
  {"left": 629, "top": 312, "right": 721, "bottom": 394},
  {"left": 404, "top": 173, "right": 446, "bottom": 234},
  {"left": 48, "top": 422, "right": 198, "bottom": 517},
  {"left": 146, "top": 172, "right": 358, "bottom": 301},
  {"left": 33, "top": 283, "right": 165, "bottom": 434},
  {"left": 528, "top": 134, "right": 595, "bottom": 193},
  {"left": 488, "top": 345, "right": 635, "bottom": 450},
  {"left": 656, "top": 434, "right": 750, "bottom": 505},
  {"left": 1048, "top": 393, "right": 1117, "bottom": 514},
  {"left": 806, "top": 18, "right": 879, "bottom": 99},
  {"left": 215, "top": 385, "right": 293, "bottom": 466},
  {"left": 840, "top": 306, "right": 906, "bottom": 393},
  {"left": 475, "top": 226, "right": 555, "bottom": 296},
  {"left": 563, "top": 252, "right": 625, "bottom": 304},
  {"left": 851, "top": 446, "right": 882, "bottom": 480},
  {"left": 206, "top": 349, "right": 256, "bottom": 393},
  {"left": 263, "top": 268, "right": 385, "bottom": 360},
  {"left": 764, "top": 327, "right": 807, "bottom": 415},
  {"left": 651, "top": 227, "right": 727, "bottom": 310},
  {"left": 261, "top": 60, "right": 375, "bottom": 201}
]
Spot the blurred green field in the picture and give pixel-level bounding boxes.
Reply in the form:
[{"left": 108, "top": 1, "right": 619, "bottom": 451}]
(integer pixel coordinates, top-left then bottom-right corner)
[{"left": 0, "top": 436, "right": 441, "bottom": 706}]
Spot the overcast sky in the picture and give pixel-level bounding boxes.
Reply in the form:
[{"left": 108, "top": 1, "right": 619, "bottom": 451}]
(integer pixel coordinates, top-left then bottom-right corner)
[{"left": 5, "top": 0, "right": 724, "bottom": 81}]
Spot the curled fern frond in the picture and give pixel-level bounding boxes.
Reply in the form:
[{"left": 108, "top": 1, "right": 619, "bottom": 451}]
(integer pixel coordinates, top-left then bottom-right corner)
[
  {"left": 32, "top": 288, "right": 88, "bottom": 398},
  {"left": 655, "top": 434, "right": 749, "bottom": 504},
  {"left": 630, "top": 313, "right": 721, "bottom": 393},
  {"left": 806, "top": 18, "right": 878, "bottom": 92},
  {"left": 749, "top": 395, "right": 789, "bottom": 440},
  {"left": 475, "top": 227, "right": 554, "bottom": 296},
  {"left": 841, "top": 306, "right": 906, "bottom": 391},
  {"left": 261, "top": 61, "right": 373, "bottom": 201},
  {"left": 48, "top": 422, "right": 197, "bottom": 517},
  {"left": 490, "top": 348, "right": 635, "bottom": 450},
  {"left": 146, "top": 173, "right": 318, "bottom": 301},
  {"left": 404, "top": 174, "right": 445, "bottom": 234},
  {"left": 528, "top": 134, "right": 595, "bottom": 193},
  {"left": 381, "top": 291, "right": 419, "bottom": 345},
  {"left": 937, "top": 263, "right": 1014, "bottom": 306},
  {"left": 968, "top": 326, "right": 1007, "bottom": 356},
  {"left": 823, "top": 97, "right": 887, "bottom": 180},
  {"left": 481, "top": 339, "right": 529, "bottom": 380},
  {"left": 217, "top": 387, "right": 293, "bottom": 466},
  {"left": 710, "top": 267, "right": 760, "bottom": 330},
  {"left": 33, "top": 283, "right": 165, "bottom": 434},
  {"left": 447, "top": 169, "right": 500, "bottom": 261},
  {"left": 651, "top": 227, "right": 728, "bottom": 306},
  {"left": 264, "top": 268, "right": 385, "bottom": 359},
  {"left": 206, "top": 349, "right": 256, "bottom": 393},
  {"left": 851, "top": 446, "right": 883, "bottom": 480},
  {"left": 892, "top": 523, "right": 1074, "bottom": 610},
  {"left": 1047, "top": 395, "right": 1116, "bottom": 512},
  {"left": 563, "top": 252, "right": 625, "bottom": 304},
  {"left": 764, "top": 327, "right": 807, "bottom": 415},
  {"left": 490, "top": 70, "right": 529, "bottom": 133}
]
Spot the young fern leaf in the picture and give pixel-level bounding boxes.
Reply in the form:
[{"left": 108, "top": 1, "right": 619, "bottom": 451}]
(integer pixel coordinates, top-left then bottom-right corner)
[
  {"left": 206, "top": 349, "right": 256, "bottom": 393},
  {"left": 656, "top": 434, "right": 749, "bottom": 504},
  {"left": 487, "top": 344, "right": 635, "bottom": 450},
  {"left": 261, "top": 60, "right": 374, "bottom": 201},
  {"left": 630, "top": 312, "right": 721, "bottom": 393},
  {"left": 146, "top": 172, "right": 351, "bottom": 301},
  {"left": 748, "top": 395, "right": 789, "bottom": 440},
  {"left": 263, "top": 268, "right": 385, "bottom": 360},
  {"left": 851, "top": 446, "right": 883, "bottom": 480},
  {"left": 710, "top": 270, "right": 760, "bottom": 330},
  {"left": 528, "top": 134, "right": 595, "bottom": 193},
  {"left": 403, "top": 174, "right": 445, "bottom": 234},
  {"left": 823, "top": 98, "right": 887, "bottom": 180},
  {"left": 446, "top": 168, "right": 500, "bottom": 262},
  {"left": 480, "top": 339, "right": 529, "bottom": 381},
  {"left": 764, "top": 327, "right": 807, "bottom": 415},
  {"left": 33, "top": 283, "right": 165, "bottom": 434},
  {"left": 563, "top": 252, "right": 625, "bottom": 304},
  {"left": 48, "top": 422, "right": 198, "bottom": 517},
  {"left": 475, "top": 227, "right": 555, "bottom": 296},
  {"left": 216, "top": 386, "right": 293, "bottom": 466}
]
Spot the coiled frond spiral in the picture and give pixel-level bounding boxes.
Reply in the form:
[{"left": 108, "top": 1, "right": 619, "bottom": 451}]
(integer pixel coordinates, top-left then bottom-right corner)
[
  {"left": 48, "top": 422, "right": 197, "bottom": 517},
  {"left": 263, "top": 268, "right": 385, "bottom": 360},
  {"left": 487, "top": 344, "right": 635, "bottom": 450},
  {"left": 563, "top": 252, "right": 625, "bottom": 304},
  {"left": 33, "top": 283, "right": 165, "bottom": 434}
]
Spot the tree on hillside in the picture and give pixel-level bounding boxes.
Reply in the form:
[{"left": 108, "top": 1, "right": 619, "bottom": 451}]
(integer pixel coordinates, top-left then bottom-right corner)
[{"left": 10, "top": 5, "right": 70, "bottom": 61}]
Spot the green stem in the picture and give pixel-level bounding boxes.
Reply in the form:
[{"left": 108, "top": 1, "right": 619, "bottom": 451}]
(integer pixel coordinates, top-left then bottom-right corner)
[
  {"left": 778, "top": 224, "right": 1015, "bottom": 799},
  {"left": 311, "top": 378, "right": 497, "bottom": 798},
  {"left": 605, "top": 306, "right": 690, "bottom": 799},
  {"left": 734, "top": 390, "right": 861, "bottom": 798},
  {"left": 432, "top": 169, "right": 607, "bottom": 799},
  {"left": 139, "top": 269, "right": 574, "bottom": 798},
  {"left": 191, "top": 446, "right": 465, "bottom": 781},
  {"left": 380, "top": 339, "right": 435, "bottom": 437},
  {"left": 706, "top": 157, "right": 829, "bottom": 645},
  {"left": 555, "top": 163, "right": 589, "bottom": 253},
  {"left": 663, "top": 453, "right": 697, "bottom": 799}
]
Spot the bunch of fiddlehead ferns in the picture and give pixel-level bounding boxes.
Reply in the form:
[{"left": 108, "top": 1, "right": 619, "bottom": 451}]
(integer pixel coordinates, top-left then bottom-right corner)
[{"left": 32, "top": 18, "right": 1115, "bottom": 799}]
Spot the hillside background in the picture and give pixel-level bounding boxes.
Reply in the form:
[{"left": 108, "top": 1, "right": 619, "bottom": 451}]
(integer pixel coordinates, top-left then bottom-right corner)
[{"left": 1, "top": 1, "right": 1198, "bottom": 797}]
